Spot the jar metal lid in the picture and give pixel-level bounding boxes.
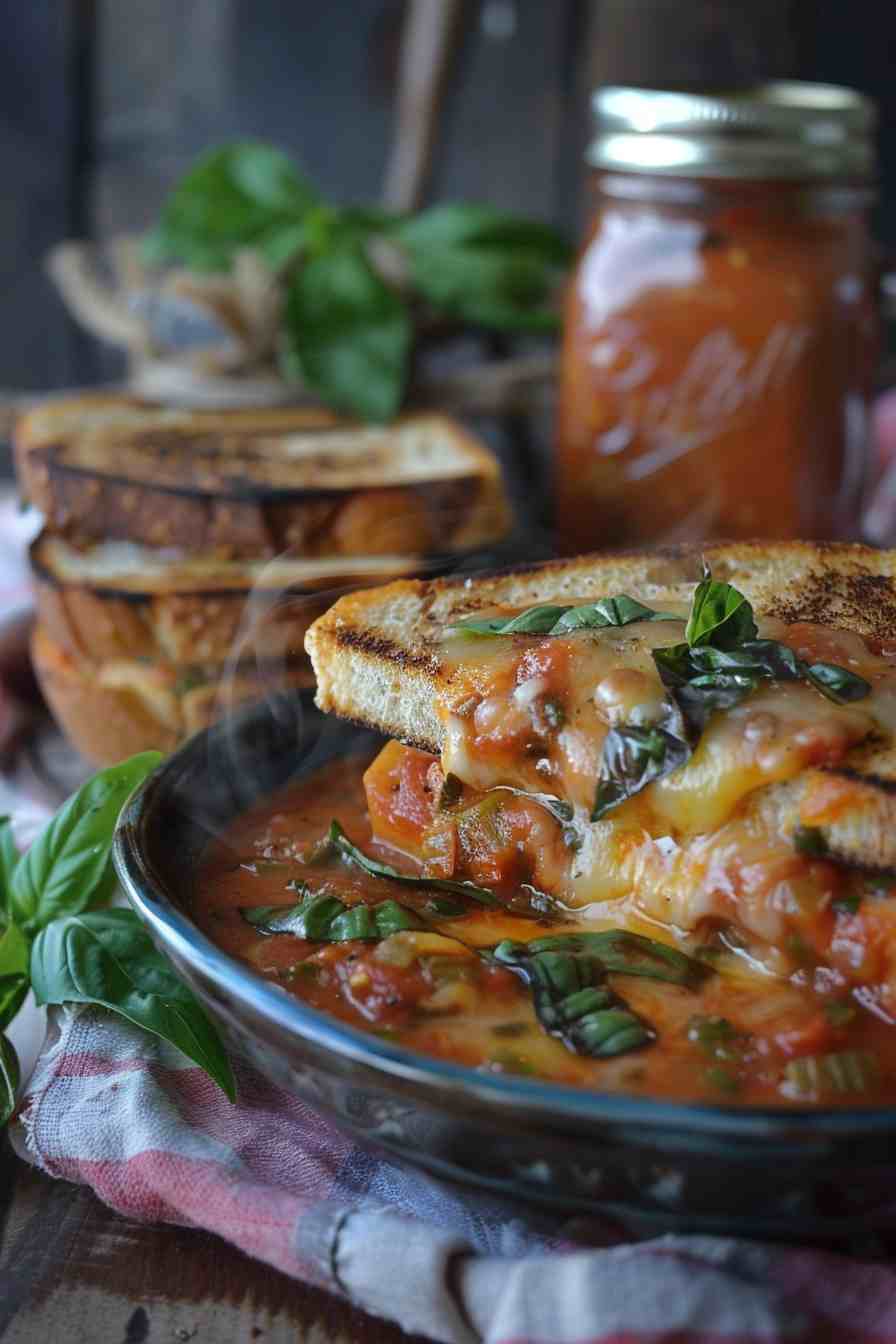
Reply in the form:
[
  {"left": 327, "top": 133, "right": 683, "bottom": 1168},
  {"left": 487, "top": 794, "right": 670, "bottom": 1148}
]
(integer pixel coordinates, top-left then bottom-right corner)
[{"left": 588, "top": 82, "right": 876, "bottom": 179}]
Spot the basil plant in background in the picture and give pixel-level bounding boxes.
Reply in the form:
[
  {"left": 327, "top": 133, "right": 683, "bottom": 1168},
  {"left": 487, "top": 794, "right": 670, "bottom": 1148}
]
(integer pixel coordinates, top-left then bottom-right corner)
[
  {"left": 143, "top": 142, "right": 572, "bottom": 422},
  {"left": 0, "top": 754, "right": 236, "bottom": 1126}
]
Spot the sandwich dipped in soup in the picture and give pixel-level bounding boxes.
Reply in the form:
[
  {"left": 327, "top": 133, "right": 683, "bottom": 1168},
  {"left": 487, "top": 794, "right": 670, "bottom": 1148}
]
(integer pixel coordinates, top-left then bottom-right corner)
[{"left": 195, "top": 543, "right": 896, "bottom": 1105}]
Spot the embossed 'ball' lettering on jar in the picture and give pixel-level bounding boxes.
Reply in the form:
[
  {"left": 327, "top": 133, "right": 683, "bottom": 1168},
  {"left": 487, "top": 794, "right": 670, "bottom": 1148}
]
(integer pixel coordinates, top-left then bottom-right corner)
[{"left": 556, "top": 82, "right": 879, "bottom": 550}]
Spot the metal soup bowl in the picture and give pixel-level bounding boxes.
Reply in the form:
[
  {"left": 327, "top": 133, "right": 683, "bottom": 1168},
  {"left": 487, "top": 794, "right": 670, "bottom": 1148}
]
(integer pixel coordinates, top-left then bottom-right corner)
[{"left": 113, "top": 691, "right": 896, "bottom": 1239}]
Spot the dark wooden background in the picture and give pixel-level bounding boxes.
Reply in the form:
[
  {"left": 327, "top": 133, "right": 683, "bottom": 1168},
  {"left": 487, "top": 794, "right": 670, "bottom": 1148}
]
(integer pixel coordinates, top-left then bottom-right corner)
[{"left": 1, "top": 0, "right": 894, "bottom": 397}]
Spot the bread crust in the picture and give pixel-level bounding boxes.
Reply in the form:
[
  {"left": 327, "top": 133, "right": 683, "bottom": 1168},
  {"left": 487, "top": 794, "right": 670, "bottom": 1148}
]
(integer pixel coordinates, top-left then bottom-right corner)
[
  {"left": 29, "top": 531, "right": 421, "bottom": 666},
  {"left": 31, "top": 622, "right": 313, "bottom": 766},
  {"left": 16, "top": 396, "right": 511, "bottom": 557},
  {"left": 14, "top": 393, "right": 341, "bottom": 503}
]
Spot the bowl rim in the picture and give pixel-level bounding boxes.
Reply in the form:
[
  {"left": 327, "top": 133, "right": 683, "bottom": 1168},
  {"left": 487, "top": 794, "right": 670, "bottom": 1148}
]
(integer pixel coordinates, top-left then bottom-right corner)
[{"left": 113, "top": 717, "right": 896, "bottom": 1144}]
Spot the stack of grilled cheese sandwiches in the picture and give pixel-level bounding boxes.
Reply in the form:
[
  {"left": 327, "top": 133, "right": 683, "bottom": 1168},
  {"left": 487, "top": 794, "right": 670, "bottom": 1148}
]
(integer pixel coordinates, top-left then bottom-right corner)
[{"left": 16, "top": 392, "right": 511, "bottom": 763}]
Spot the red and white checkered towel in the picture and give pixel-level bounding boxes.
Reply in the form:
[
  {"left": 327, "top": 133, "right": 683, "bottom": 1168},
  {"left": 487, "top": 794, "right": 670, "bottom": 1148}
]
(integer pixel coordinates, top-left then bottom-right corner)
[{"left": 11, "top": 1004, "right": 896, "bottom": 1344}]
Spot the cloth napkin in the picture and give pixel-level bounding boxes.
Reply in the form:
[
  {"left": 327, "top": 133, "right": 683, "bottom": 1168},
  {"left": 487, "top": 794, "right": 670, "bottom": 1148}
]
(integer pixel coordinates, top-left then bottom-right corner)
[{"left": 12, "top": 1004, "right": 896, "bottom": 1344}]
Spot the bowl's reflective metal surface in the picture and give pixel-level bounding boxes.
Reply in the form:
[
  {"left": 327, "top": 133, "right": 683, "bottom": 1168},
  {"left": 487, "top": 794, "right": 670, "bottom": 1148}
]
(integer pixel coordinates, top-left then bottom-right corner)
[{"left": 113, "top": 693, "right": 896, "bottom": 1238}]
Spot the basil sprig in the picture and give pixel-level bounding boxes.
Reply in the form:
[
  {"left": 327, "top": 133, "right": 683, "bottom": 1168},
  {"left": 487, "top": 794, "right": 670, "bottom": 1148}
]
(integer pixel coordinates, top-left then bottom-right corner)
[
  {"left": 144, "top": 144, "right": 571, "bottom": 422},
  {"left": 492, "top": 931, "right": 705, "bottom": 1059},
  {"left": 449, "top": 594, "right": 676, "bottom": 639},
  {"left": 329, "top": 820, "right": 501, "bottom": 908},
  {"left": 243, "top": 888, "right": 423, "bottom": 942},
  {"left": 0, "top": 753, "right": 238, "bottom": 1118},
  {"left": 594, "top": 567, "right": 871, "bottom": 818},
  {"left": 653, "top": 636, "right": 870, "bottom": 744}
]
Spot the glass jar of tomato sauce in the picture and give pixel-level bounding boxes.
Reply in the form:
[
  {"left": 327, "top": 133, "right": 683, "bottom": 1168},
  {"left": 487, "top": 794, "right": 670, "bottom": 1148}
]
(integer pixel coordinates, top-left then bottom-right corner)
[{"left": 556, "top": 82, "right": 879, "bottom": 550}]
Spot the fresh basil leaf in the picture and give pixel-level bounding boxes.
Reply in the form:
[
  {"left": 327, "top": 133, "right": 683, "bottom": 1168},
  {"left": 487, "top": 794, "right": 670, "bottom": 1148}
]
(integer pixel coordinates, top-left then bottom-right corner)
[
  {"left": 30, "top": 909, "right": 235, "bottom": 1100},
  {"left": 0, "top": 816, "right": 19, "bottom": 914},
  {"left": 245, "top": 890, "right": 346, "bottom": 938},
  {"left": 0, "top": 920, "right": 30, "bottom": 1030},
  {"left": 329, "top": 820, "right": 500, "bottom": 908},
  {"left": 449, "top": 595, "right": 673, "bottom": 639},
  {"left": 0, "top": 976, "right": 28, "bottom": 1034},
  {"left": 404, "top": 242, "right": 561, "bottom": 332},
  {"left": 393, "top": 205, "right": 571, "bottom": 333},
  {"left": 653, "top": 643, "right": 758, "bottom": 741},
  {"left": 281, "top": 243, "right": 410, "bottom": 421},
  {"left": 8, "top": 753, "right": 162, "bottom": 937},
  {"left": 522, "top": 930, "right": 706, "bottom": 987},
  {"left": 654, "top": 639, "right": 805, "bottom": 741},
  {"left": 803, "top": 662, "right": 871, "bottom": 704},
  {"left": 492, "top": 940, "right": 651, "bottom": 1058},
  {"left": 685, "top": 567, "right": 757, "bottom": 650},
  {"left": 145, "top": 143, "right": 319, "bottom": 272},
  {"left": 691, "top": 640, "right": 801, "bottom": 680},
  {"left": 379, "top": 900, "right": 423, "bottom": 938},
  {"left": 449, "top": 605, "right": 571, "bottom": 637},
  {"left": 0, "top": 1034, "right": 19, "bottom": 1127},
  {"left": 592, "top": 724, "right": 690, "bottom": 821},
  {"left": 242, "top": 890, "right": 424, "bottom": 942},
  {"left": 654, "top": 635, "right": 869, "bottom": 741},
  {"left": 391, "top": 204, "right": 572, "bottom": 262},
  {"left": 424, "top": 896, "right": 468, "bottom": 918},
  {"left": 552, "top": 596, "right": 677, "bottom": 633}
]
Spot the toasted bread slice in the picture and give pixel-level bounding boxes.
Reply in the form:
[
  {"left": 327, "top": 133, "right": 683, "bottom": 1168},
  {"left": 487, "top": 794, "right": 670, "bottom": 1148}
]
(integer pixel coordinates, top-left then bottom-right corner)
[
  {"left": 306, "top": 540, "right": 896, "bottom": 871},
  {"left": 30, "top": 531, "right": 426, "bottom": 666},
  {"left": 14, "top": 392, "right": 341, "bottom": 503},
  {"left": 32, "top": 621, "right": 313, "bottom": 765},
  {"left": 18, "top": 397, "right": 511, "bottom": 557}
]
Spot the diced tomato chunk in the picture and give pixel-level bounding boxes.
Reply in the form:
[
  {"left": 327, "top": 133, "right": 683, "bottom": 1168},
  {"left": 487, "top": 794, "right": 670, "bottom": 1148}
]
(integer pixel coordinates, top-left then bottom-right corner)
[{"left": 364, "top": 740, "right": 442, "bottom": 855}]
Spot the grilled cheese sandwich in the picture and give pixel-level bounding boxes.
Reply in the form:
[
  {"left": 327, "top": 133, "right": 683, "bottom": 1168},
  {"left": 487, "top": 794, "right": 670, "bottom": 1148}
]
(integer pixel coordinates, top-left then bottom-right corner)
[{"left": 306, "top": 543, "right": 896, "bottom": 984}]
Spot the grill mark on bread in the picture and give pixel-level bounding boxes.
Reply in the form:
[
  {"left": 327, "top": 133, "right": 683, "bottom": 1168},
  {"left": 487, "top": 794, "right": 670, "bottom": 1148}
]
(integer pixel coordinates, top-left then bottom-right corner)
[{"left": 331, "top": 625, "right": 441, "bottom": 675}]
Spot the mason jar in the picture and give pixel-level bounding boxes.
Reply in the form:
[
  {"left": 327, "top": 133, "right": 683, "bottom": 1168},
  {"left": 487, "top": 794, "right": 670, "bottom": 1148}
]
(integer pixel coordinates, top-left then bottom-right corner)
[{"left": 556, "top": 83, "right": 879, "bottom": 550}]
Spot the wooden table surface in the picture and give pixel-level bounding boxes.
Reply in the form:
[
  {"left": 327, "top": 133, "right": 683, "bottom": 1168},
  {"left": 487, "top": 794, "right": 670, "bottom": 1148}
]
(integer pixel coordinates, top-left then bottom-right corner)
[{"left": 0, "top": 1139, "right": 425, "bottom": 1344}]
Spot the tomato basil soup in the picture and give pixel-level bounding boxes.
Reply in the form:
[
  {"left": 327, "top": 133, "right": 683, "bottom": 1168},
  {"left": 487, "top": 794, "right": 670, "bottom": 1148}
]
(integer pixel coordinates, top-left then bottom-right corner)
[{"left": 194, "top": 748, "right": 896, "bottom": 1108}]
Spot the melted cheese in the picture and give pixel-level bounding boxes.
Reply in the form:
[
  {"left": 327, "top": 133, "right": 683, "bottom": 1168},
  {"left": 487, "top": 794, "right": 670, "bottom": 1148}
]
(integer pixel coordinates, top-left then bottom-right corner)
[
  {"left": 438, "top": 612, "right": 886, "bottom": 830},
  {"left": 431, "top": 608, "right": 896, "bottom": 959}
]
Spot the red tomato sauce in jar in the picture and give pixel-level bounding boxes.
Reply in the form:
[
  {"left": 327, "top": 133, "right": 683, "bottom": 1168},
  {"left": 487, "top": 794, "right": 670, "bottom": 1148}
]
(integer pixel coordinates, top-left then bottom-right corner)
[{"left": 555, "top": 83, "right": 878, "bottom": 551}]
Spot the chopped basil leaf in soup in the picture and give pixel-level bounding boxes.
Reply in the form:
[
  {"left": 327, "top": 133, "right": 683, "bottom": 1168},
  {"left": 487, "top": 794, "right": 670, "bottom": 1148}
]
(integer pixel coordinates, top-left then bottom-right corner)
[
  {"left": 491, "top": 933, "right": 706, "bottom": 1060},
  {"left": 242, "top": 890, "right": 425, "bottom": 942},
  {"left": 329, "top": 820, "right": 501, "bottom": 908}
]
